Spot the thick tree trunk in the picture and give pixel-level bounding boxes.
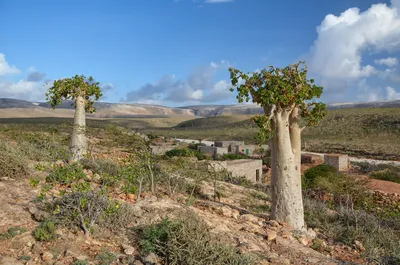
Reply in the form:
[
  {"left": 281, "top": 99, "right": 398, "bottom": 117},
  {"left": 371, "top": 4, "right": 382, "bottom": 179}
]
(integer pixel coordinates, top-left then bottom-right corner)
[
  {"left": 270, "top": 109, "right": 305, "bottom": 231},
  {"left": 70, "top": 95, "right": 87, "bottom": 162}
]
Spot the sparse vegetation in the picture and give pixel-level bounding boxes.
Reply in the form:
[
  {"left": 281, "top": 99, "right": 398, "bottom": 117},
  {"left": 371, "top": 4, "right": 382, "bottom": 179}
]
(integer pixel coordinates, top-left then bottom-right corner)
[
  {"left": 0, "top": 226, "right": 27, "bottom": 240},
  {"left": 136, "top": 213, "right": 257, "bottom": 265},
  {"left": 33, "top": 220, "right": 56, "bottom": 242}
]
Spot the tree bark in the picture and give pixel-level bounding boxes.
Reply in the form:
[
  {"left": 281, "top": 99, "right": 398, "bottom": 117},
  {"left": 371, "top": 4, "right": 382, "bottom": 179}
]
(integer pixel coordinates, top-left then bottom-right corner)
[
  {"left": 270, "top": 108, "right": 305, "bottom": 231},
  {"left": 70, "top": 95, "right": 87, "bottom": 162}
]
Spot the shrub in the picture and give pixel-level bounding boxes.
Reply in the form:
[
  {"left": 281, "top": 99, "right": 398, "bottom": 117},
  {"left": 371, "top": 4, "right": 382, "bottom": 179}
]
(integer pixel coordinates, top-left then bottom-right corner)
[
  {"left": 0, "top": 226, "right": 27, "bottom": 240},
  {"left": 136, "top": 212, "right": 256, "bottom": 265},
  {"left": 46, "top": 163, "right": 87, "bottom": 185},
  {"left": 33, "top": 220, "right": 56, "bottom": 241},
  {"left": 0, "top": 142, "right": 30, "bottom": 179},
  {"left": 304, "top": 198, "right": 400, "bottom": 264},
  {"left": 165, "top": 148, "right": 196, "bottom": 158},
  {"left": 371, "top": 169, "right": 400, "bottom": 183},
  {"left": 219, "top": 153, "right": 248, "bottom": 161},
  {"left": 303, "top": 164, "right": 338, "bottom": 189},
  {"left": 95, "top": 251, "right": 116, "bottom": 265},
  {"left": 52, "top": 190, "right": 133, "bottom": 235},
  {"left": 80, "top": 158, "right": 120, "bottom": 176}
]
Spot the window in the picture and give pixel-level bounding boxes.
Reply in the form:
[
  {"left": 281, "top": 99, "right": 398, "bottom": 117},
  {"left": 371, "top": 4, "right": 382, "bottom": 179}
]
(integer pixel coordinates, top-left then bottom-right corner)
[{"left": 256, "top": 169, "right": 260, "bottom": 182}]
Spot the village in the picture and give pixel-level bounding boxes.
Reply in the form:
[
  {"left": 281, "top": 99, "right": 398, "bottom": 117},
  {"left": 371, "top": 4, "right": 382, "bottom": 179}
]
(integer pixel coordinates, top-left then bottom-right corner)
[{"left": 149, "top": 138, "right": 350, "bottom": 184}]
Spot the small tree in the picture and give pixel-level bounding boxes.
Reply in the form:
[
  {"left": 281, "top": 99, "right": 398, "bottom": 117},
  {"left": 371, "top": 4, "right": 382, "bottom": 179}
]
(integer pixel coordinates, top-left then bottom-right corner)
[
  {"left": 229, "top": 61, "right": 326, "bottom": 230},
  {"left": 46, "top": 75, "right": 102, "bottom": 162}
]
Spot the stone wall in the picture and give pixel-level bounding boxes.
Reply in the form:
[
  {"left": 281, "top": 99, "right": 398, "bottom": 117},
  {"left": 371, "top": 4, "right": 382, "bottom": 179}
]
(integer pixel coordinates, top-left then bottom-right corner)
[
  {"left": 198, "top": 146, "right": 228, "bottom": 156},
  {"left": 226, "top": 159, "right": 263, "bottom": 183},
  {"left": 234, "top": 144, "right": 269, "bottom": 156},
  {"left": 215, "top": 141, "right": 245, "bottom": 152},
  {"left": 150, "top": 145, "right": 177, "bottom": 155},
  {"left": 324, "top": 154, "right": 349, "bottom": 171}
]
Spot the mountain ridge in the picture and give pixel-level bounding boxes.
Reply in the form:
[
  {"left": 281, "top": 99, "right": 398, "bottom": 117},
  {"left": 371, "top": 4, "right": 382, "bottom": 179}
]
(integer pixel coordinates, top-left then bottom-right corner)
[{"left": 0, "top": 98, "right": 399, "bottom": 118}]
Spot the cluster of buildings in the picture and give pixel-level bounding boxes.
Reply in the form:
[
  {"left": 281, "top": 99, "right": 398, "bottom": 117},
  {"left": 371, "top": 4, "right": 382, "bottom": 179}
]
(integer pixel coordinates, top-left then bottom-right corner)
[{"left": 150, "top": 138, "right": 351, "bottom": 185}]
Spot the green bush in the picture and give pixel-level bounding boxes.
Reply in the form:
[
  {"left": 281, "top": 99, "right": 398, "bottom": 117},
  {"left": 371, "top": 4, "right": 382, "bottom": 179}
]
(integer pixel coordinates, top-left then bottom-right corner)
[
  {"left": 0, "top": 142, "right": 30, "bottom": 179},
  {"left": 52, "top": 190, "right": 133, "bottom": 235},
  {"left": 80, "top": 158, "right": 120, "bottom": 176},
  {"left": 304, "top": 198, "right": 400, "bottom": 264},
  {"left": 165, "top": 148, "right": 196, "bottom": 158},
  {"left": 371, "top": 169, "right": 400, "bottom": 183},
  {"left": 303, "top": 164, "right": 338, "bottom": 188},
  {"left": 33, "top": 220, "right": 56, "bottom": 241},
  {"left": 46, "top": 163, "right": 87, "bottom": 185},
  {"left": 95, "top": 251, "right": 116, "bottom": 265},
  {"left": 219, "top": 153, "right": 248, "bottom": 160},
  {"left": 136, "top": 213, "right": 256, "bottom": 265},
  {"left": 0, "top": 226, "right": 27, "bottom": 240}
]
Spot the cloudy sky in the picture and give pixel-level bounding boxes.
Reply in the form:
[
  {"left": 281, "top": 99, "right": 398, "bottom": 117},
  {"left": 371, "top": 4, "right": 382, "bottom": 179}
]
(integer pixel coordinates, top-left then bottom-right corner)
[{"left": 1, "top": 0, "right": 400, "bottom": 106}]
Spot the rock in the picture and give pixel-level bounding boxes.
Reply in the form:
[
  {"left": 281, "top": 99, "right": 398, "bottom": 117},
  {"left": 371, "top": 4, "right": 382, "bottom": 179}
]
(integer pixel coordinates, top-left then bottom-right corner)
[
  {"left": 11, "top": 234, "right": 35, "bottom": 249},
  {"left": 298, "top": 236, "right": 312, "bottom": 246},
  {"left": 0, "top": 256, "right": 24, "bottom": 265},
  {"left": 220, "top": 206, "right": 233, "bottom": 217},
  {"left": 122, "top": 244, "right": 135, "bottom": 255},
  {"left": 266, "top": 230, "right": 277, "bottom": 241},
  {"left": 31, "top": 243, "right": 43, "bottom": 254},
  {"left": 240, "top": 214, "right": 259, "bottom": 224},
  {"left": 267, "top": 220, "right": 280, "bottom": 227},
  {"left": 134, "top": 261, "right": 144, "bottom": 265},
  {"left": 355, "top": 240, "right": 365, "bottom": 252},
  {"left": 64, "top": 245, "right": 89, "bottom": 260},
  {"left": 144, "top": 253, "right": 159, "bottom": 264},
  {"left": 42, "top": 252, "right": 53, "bottom": 261},
  {"left": 231, "top": 209, "right": 240, "bottom": 219},
  {"left": 33, "top": 210, "right": 50, "bottom": 222},
  {"left": 307, "top": 228, "right": 317, "bottom": 239}
]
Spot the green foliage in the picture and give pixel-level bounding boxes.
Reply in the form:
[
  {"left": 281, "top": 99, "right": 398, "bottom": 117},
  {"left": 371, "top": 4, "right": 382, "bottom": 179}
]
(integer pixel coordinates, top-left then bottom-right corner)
[
  {"left": 304, "top": 199, "right": 400, "bottom": 264},
  {"left": 51, "top": 190, "right": 133, "bottom": 235},
  {"left": 73, "top": 260, "right": 88, "bottom": 265},
  {"left": 303, "top": 164, "right": 338, "bottom": 188},
  {"left": 35, "top": 163, "right": 47, "bottom": 171},
  {"left": 219, "top": 153, "right": 249, "bottom": 160},
  {"left": 0, "top": 141, "right": 30, "bottom": 179},
  {"left": 33, "top": 220, "right": 56, "bottom": 241},
  {"left": 46, "top": 164, "right": 87, "bottom": 185},
  {"left": 46, "top": 75, "right": 102, "bottom": 113},
  {"left": 165, "top": 148, "right": 196, "bottom": 158},
  {"left": 81, "top": 158, "right": 120, "bottom": 176},
  {"left": 371, "top": 169, "right": 400, "bottom": 184},
  {"left": 29, "top": 178, "right": 40, "bottom": 188},
  {"left": 229, "top": 61, "right": 327, "bottom": 143},
  {"left": 95, "top": 251, "right": 116, "bottom": 265},
  {"left": 136, "top": 213, "right": 256, "bottom": 265},
  {"left": 0, "top": 226, "right": 27, "bottom": 240},
  {"left": 18, "top": 255, "right": 31, "bottom": 262}
]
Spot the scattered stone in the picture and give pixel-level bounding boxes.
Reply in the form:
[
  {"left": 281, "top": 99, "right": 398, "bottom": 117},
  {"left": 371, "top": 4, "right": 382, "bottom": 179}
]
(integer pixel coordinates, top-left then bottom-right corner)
[
  {"left": 134, "top": 260, "right": 144, "bottom": 265},
  {"left": 122, "top": 244, "right": 135, "bottom": 255},
  {"left": 41, "top": 252, "right": 53, "bottom": 261},
  {"left": 11, "top": 234, "right": 35, "bottom": 249},
  {"left": 64, "top": 245, "right": 89, "bottom": 260},
  {"left": 144, "top": 253, "right": 159, "bottom": 264},
  {"left": 31, "top": 243, "right": 43, "bottom": 254},
  {"left": 266, "top": 230, "right": 277, "bottom": 241},
  {"left": 307, "top": 228, "right": 317, "bottom": 239},
  {"left": 240, "top": 214, "right": 259, "bottom": 224},
  {"left": 0, "top": 256, "right": 24, "bottom": 265},
  {"left": 355, "top": 240, "right": 365, "bottom": 252},
  {"left": 267, "top": 220, "right": 280, "bottom": 227},
  {"left": 33, "top": 210, "right": 50, "bottom": 222},
  {"left": 220, "top": 206, "right": 233, "bottom": 217},
  {"left": 231, "top": 209, "right": 240, "bottom": 219}
]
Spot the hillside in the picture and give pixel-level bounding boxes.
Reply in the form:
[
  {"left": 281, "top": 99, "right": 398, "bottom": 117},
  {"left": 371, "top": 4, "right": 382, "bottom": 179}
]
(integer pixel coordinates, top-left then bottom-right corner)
[
  {"left": 1, "top": 98, "right": 400, "bottom": 118},
  {"left": 143, "top": 107, "right": 400, "bottom": 161}
]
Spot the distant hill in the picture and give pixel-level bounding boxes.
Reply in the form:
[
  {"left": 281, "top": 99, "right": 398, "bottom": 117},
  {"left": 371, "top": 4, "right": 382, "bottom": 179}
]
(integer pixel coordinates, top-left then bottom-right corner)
[{"left": 0, "top": 98, "right": 399, "bottom": 118}]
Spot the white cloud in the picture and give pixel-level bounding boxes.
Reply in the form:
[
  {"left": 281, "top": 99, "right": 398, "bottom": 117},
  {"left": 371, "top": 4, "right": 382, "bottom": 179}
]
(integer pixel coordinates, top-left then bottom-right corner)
[
  {"left": 205, "top": 0, "right": 232, "bottom": 3},
  {"left": 386, "top": 86, "right": 400, "bottom": 100},
  {"left": 375, "top": 57, "right": 399, "bottom": 67},
  {"left": 0, "top": 53, "right": 20, "bottom": 76},
  {"left": 0, "top": 79, "right": 47, "bottom": 101},
  {"left": 307, "top": 0, "right": 400, "bottom": 99},
  {"left": 122, "top": 61, "right": 232, "bottom": 104}
]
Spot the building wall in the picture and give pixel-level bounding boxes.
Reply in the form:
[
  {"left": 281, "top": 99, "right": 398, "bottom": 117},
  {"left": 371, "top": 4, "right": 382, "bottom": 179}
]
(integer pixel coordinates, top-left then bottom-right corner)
[
  {"left": 234, "top": 144, "right": 269, "bottom": 156},
  {"left": 215, "top": 141, "right": 245, "bottom": 149},
  {"left": 226, "top": 159, "right": 263, "bottom": 183},
  {"left": 324, "top": 154, "right": 349, "bottom": 171},
  {"left": 198, "top": 146, "right": 228, "bottom": 156},
  {"left": 150, "top": 145, "right": 177, "bottom": 155}
]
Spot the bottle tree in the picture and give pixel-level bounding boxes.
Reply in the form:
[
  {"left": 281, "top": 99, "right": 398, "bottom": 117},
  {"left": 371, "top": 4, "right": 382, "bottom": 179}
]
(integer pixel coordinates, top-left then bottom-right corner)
[
  {"left": 229, "top": 61, "right": 326, "bottom": 230},
  {"left": 46, "top": 75, "right": 102, "bottom": 162}
]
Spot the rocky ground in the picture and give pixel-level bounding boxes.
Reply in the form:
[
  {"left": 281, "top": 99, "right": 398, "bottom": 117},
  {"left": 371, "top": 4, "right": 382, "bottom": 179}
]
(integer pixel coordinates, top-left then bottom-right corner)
[{"left": 0, "top": 169, "right": 371, "bottom": 265}]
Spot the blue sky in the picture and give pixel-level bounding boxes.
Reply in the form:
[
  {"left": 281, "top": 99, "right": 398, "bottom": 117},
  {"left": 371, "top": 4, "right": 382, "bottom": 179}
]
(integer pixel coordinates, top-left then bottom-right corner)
[{"left": 1, "top": 0, "right": 399, "bottom": 106}]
